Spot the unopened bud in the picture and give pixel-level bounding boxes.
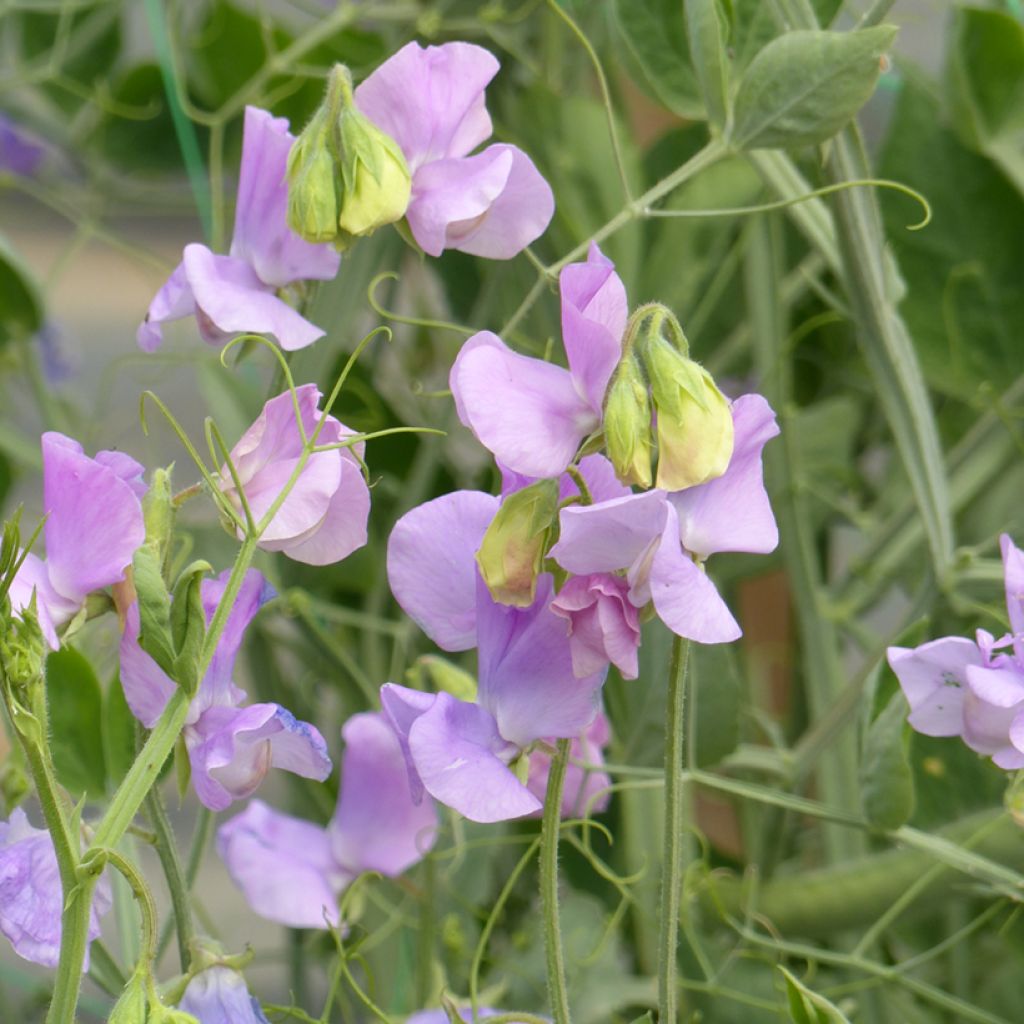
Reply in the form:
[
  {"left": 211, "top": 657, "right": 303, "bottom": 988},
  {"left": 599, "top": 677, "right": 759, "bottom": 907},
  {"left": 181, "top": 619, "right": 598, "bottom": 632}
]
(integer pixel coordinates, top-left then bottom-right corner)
[
  {"left": 603, "top": 352, "right": 653, "bottom": 488},
  {"left": 143, "top": 467, "right": 175, "bottom": 563},
  {"left": 476, "top": 479, "right": 560, "bottom": 606},
  {"left": 406, "top": 654, "right": 478, "bottom": 702},
  {"left": 107, "top": 973, "right": 149, "bottom": 1024},
  {"left": 287, "top": 107, "right": 340, "bottom": 244}
]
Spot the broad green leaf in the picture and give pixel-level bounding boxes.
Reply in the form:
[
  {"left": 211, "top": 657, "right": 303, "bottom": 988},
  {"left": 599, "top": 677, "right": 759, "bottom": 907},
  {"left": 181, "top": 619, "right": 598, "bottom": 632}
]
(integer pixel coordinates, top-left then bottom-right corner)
[
  {"left": 46, "top": 648, "right": 106, "bottom": 800},
  {"left": 861, "top": 690, "right": 915, "bottom": 830},
  {"left": 686, "top": 0, "right": 731, "bottom": 130},
  {"left": 132, "top": 546, "right": 175, "bottom": 677},
  {"left": 731, "top": 27, "right": 897, "bottom": 150},
  {"left": 102, "top": 676, "right": 137, "bottom": 791},
  {"left": 0, "top": 234, "right": 42, "bottom": 347},
  {"left": 779, "top": 966, "right": 852, "bottom": 1023}
]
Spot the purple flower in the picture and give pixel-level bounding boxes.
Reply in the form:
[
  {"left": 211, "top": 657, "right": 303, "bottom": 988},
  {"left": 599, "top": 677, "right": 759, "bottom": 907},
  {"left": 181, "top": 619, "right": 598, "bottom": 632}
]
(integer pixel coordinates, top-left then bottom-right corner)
[
  {"left": 0, "top": 114, "right": 47, "bottom": 176},
  {"left": 354, "top": 41, "right": 554, "bottom": 258},
  {"left": 120, "top": 569, "right": 332, "bottom": 811},
  {"left": 220, "top": 385, "right": 370, "bottom": 565},
  {"left": 526, "top": 710, "right": 612, "bottom": 818},
  {"left": 451, "top": 244, "right": 626, "bottom": 478},
  {"left": 0, "top": 809, "right": 111, "bottom": 968},
  {"left": 138, "top": 107, "right": 340, "bottom": 353},
  {"left": 178, "top": 965, "right": 269, "bottom": 1024},
  {"left": 888, "top": 534, "right": 1024, "bottom": 769},
  {"left": 9, "top": 432, "right": 145, "bottom": 647},
  {"left": 551, "top": 575, "right": 640, "bottom": 680},
  {"left": 548, "top": 394, "right": 780, "bottom": 644},
  {"left": 217, "top": 712, "right": 437, "bottom": 928},
  {"left": 384, "top": 491, "right": 606, "bottom": 822}
]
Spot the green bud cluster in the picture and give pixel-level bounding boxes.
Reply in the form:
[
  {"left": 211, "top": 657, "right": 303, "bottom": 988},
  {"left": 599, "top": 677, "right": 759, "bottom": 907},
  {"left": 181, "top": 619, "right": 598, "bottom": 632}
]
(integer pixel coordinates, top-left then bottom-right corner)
[{"left": 287, "top": 64, "right": 412, "bottom": 251}]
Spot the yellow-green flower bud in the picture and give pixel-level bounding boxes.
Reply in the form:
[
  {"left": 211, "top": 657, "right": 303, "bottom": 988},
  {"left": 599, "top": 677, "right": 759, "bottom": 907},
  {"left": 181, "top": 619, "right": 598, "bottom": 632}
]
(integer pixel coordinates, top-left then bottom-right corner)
[
  {"left": 287, "top": 106, "right": 341, "bottom": 244},
  {"left": 641, "top": 317, "right": 733, "bottom": 491},
  {"left": 406, "top": 654, "right": 478, "bottom": 702},
  {"left": 603, "top": 351, "right": 653, "bottom": 488},
  {"left": 142, "top": 466, "right": 175, "bottom": 565},
  {"left": 476, "top": 478, "right": 560, "bottom": 607},
  {"left": 107, "top": 974, "right": 150, "bottom": 1024}
]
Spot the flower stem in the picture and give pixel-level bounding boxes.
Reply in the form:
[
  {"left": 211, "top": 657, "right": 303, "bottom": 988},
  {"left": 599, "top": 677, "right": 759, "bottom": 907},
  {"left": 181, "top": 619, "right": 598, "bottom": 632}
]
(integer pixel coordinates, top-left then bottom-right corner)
[
  {"left": 540, "top": 737, "right": 572, "bottom": 1024},
  {"left": 145, "top": 784, "right": 194, "bottom": 971},
  {"left": 657, "top": 635, "right": 691, "bottom": 1024}
]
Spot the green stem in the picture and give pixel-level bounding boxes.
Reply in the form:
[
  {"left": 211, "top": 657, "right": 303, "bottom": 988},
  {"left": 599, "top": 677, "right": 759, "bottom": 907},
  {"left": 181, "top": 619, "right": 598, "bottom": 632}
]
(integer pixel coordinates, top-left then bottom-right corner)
[
  {"left": 657, "top": 635, "right": 690, "bottom": 1024},
  {"left": 145, "top": 785, "right": 194, "bottom": 971},
  {"left": 157, "top": 806, "right": 213, "bottom": 961},
  {"left": 540, "top": 738, "right": 573, "bottom": 1024}
]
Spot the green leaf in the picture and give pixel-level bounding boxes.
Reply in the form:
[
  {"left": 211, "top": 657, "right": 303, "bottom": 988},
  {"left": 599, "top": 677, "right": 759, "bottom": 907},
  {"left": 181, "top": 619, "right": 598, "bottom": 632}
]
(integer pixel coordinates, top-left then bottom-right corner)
[
  {"left": 0, "top": 234, "right": 43, "bottom": 347},
  {"left": 731, "top": 27, "right": 897, "bottom": 150},
  {"left": 779, "top": 966, "right": 852, "bottom": 1024},
  {"left": 132, "top": 546, "right": 175, "bottom": 677},
  {"left": 170, "top": 560, "right": 211, "bottom": 696},
  {"left": 861, "top": 690, "right": 916, "bottom": 830},
  {"left": 686, "top": 0, "right": 732, "bottom": 130},
  {"left": 46, "top": 648, "right": 106, "bottom": 800},
  {"left": 102, "top": 676, "right": 137, "bottom": 791}
]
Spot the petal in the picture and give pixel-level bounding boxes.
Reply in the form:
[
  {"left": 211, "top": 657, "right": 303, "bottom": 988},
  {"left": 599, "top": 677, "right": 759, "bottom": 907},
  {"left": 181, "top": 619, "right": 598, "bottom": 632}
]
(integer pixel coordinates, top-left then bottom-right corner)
[
  {"left": 8, "top": 552, "right": 72, "bottom": 648},
  {"left": 648, "top": 504, "right": 741, "bottom": 643},
  {"left": 379, "top": 683, "right": 438, "bottom": 804},
  {"left": 527, "top": 711, "right": 612, "bottom": 818},
  {"left": 354, "top": 41, "right": 498, "bottom": 168},
  {"left": 329, "top": 712, "right": 438, "bottom": 877},
  {"left": 229, "top": 106, "right": 340, "bottom": 288},
  {"left": 450, "top": 331, "right": 597, "bottom": 478},
  {"left": 387, "top": 490, "right": 499, "bottom": 651},
  {"left": 966, "top": 664, "right": 1024, "bottom": 708},
  {"left": 229, "top": 385, "right": 323, "bottom": 479},
  {"left": 41, "top": 432, "right": 144, "bottom": 605},
  {"left": 560, "top": 243, "right": 627, "bottom": 412},
  {"left": 217, "top": 800, "right": 344, "bottom": 929},
  {"left": 408, "top": 693, "right": 539, "bottom": 823},
  {"left": 551, "top": 574, "right": 640, "bottom": 680},
  {"left": 668, "top": 394, "right": 780, "bottom": 559},
  {"left": 119, "top": 601, "right": 176, "bottom": 728},
  {"left": 886, "top": 637, "right": 982, "bottom": 720},
  {"left": 1000, "top": 533, "right": 1024, "bottom": 645},
  {"left": 179, "top": 966, "right": 270, "bottom": 1024},
  {"left": 183, "top": 245, "right": 326, "bottom": 351},
  {"left": 477, "top": 575, "right": 605, "bottom": 747},
  {"left": 573, "top": 453, "right": 632, "bottom": 504},
  {"left": 137, "top": 260, "right": 195, "bottom": 352},
  {"left": 963, "top": 689, "right": 1021, "bottom": 756},
  {"left": 93, "top": 450, "right": 147, "bottom": 499}
]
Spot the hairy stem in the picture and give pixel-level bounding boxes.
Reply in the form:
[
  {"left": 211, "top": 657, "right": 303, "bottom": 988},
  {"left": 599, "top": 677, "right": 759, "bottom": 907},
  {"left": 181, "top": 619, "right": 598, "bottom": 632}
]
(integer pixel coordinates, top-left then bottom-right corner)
[
  {"left": 145, "top": 785, "right": 194, "bottom": 971},
  {"left": 541, "top": 738, "right": 573, "bottom": 1024}
]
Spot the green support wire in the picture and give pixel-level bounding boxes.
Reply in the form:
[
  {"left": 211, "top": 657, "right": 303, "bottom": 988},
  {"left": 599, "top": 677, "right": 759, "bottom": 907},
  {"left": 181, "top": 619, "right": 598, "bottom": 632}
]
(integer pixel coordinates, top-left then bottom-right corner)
[{"left": 143, "top": 0, "right": 214, "bottom": 244}]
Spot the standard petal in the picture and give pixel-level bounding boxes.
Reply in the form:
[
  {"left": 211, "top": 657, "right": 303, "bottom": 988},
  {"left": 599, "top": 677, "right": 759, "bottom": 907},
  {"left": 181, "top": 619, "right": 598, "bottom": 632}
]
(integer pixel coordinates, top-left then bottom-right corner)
[
  {"left": 354, "top": 41, "right": 499, "bottom": 168},
  {"left": 137, "top": 260, "right": 195, "bottom": 352},
  {"left": 329, "top": 712, "right": 438, "bottom": 877},
  {"left": 119, "top": 601, "right": 177, "bottom": 728},
  {"left": 450, "top": 331, "right": 597, "bottom": 478},
  {"left": 387, "top": 490, "right": 499, "bottom": 651},
  {"left": 379, "top": 683, "right": 438, "bottom": 804},
  {"left": 668, "top": 394, "right": 780, "bottom": 560},
  {"left": 229, "top": 385, "right": 322, "bottom": 479},
  {"left": 560, "top": 243, "right": 627, "bottom": 412},
  {"left": 407, "top": 693, "right": 539, "bottom": 823},
  {"left": 179, "top": 965, "right": 270, "bottom": 1024},
  {"left": 41, "top": 432, "right": 144, "bottom": 605},
  {"left": 230, "top": 106, "right": 340, "bottom": 288},
  {"left": 183, "top": 245, "right": 326, "bottom": 352},
  {"left": 1000, "top": 534, "right": 1024, "bottom": 647},
  {"left": 217, "top": 800, "right": 345, "bottom": 929},
  {"left": 886, "top": 637, "right": 982, "bottom": 729},
  {"left": 93, "top": 450, "right": 148, "bottom": 499}
]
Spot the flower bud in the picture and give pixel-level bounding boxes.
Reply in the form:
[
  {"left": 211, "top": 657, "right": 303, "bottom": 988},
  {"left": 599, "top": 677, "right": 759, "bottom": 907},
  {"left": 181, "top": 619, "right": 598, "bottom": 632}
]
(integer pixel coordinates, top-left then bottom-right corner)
[
  {"left": 406, "top": 654, "right": 478, "bottom": 702},
  {"left": 286, "top": 107, "right": 340, "bottom": 244},
  {"left": 602, "top": 351, "right": 653, "bottom": 488},
  {"left": 640, "top": 318, "right": 733, "bottom": 491},
  {"left": 476, "top": 479, "right": 560, "bottom": 607},
  {"left": 107, "top": 974, "right": 150, "bottom": 1024}
]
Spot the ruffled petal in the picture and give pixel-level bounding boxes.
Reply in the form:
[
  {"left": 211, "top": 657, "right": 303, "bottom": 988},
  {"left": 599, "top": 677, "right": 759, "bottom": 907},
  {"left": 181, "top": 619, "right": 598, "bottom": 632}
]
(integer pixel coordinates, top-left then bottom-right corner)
[
  {"left": 551, "top": 573, "right": 640, "bottom": 680},
  {"left": 387, "top": 490, "right": 499, "bottom": 651},
  {"left": 379, "top": 683, "right": 438, "bottom": 804},
  {"left": 451, "top": 331, "right": 596, "bottom": 478},
  {"left": 217, "top": 800, "right": 346, "bottom": 929}
]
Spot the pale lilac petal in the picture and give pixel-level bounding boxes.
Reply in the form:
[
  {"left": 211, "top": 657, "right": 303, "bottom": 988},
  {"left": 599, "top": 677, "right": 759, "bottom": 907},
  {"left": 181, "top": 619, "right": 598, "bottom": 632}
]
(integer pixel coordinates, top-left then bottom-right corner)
[
  {"left": 966, "top": 664, "right": 1024, "bottom": 708},
  {"left": 451, "top": 331, "right": 598, "bottom": 478},
  {"left": 354, "top": 42, "right": 499, "bottom": 169},
  {"left": 179, "top": 966, "right": 270, "bottom": 1024},
  {"left": 230, "top": 106, "right": 340, "bottom": 288},
  {"left": 379, "top": 683, "right": 439, "bottom": 804},
  {"left": 574, "top": 454, "right": 632, "bottom": 504},
  {"left": 551, "top": 574, "right": 640, "bottom": 679},
  {"left": 387, "top": 490, "right": 499, "bottom": 651},
  {"left": 477, "top": 575, "right": 605, "bottom": 747},
  {"left": 42, "top": 432, "right": 144, "bottom": 605},
  {"left": 137, "top": 261, "right": 195, "bottom": 352},
  {"left": 407, "top": 1010, "right": 520, "bottom": 1024},
  {"left": 329, "top": 712, "right": 437, "bottom": 877},
  {"left": 668, "top": 394, "right": 780, "bottom": 560},
  {"left": 1001, "top": 534, "right": 1024, "bottom": 658},
  {"left": 560, "top": 243, "right": 627, "bottom": 412},
  {"left": 229, "top": 385, "right": 321, "bottom": 479},
  {"left": 119, "top": 601, "right": 177, "bottom": 728},
  {"left": 886, "top": 637, "right": 982, "bottom": 732},
  {"left": 183, "top": 245, "right": 325, "bottom": 352},
  {"left": 527, "top": 711, "right": 612, "bottom": 819},
  {"left": 407, "top": 693, "right": 539, "bottom": 823},
  {"left": 963, "top": 688, "right": 1021, "bottom": 756},
  {"left": 550, "top": 490, "right": 668, "bottom": 576},
  {"left": 93, "top": 450, "right": 147, "bottom": 499},
  {"left": 991, "top": 744, "right": 1024, "bottom": 770},
  {"left": 8, "top": 552, "right": 73, "bottom": 648},
  {"left": 187, "top": 704, "right": 331, "bottom": 812},
  {"left": 217, "top": 800, "right": 345, "bottom": 929},
  {"left": 648, "top": 504, "right": 741, "bottom": 643}
]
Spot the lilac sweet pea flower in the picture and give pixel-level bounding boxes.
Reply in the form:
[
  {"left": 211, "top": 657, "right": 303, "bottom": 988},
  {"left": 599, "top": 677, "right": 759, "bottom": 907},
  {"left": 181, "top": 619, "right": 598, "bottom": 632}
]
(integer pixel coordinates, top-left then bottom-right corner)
[
  {"left": 384, "top": 491, "right": 607, "bottom": 822},
  {"left": 0, "top": 809, "right": 111, "bottom": 968},
  {"left": 217, "top": 712, "right": 437, "bottom": 928},
  {"left": 120, "top": 569, "right": 331, "bottom": 811},
  {"left": 549, "top": 394, "right": 780, "bottom": 644},
  {"left": 409, "top": 1011, "right": 542, "bottom": 1024},
  {"left": 355, "top": 41, "right": 554, "bottom": 258},
  {"left": 219, "top": 385, "right": 370, "bottom": 565},
  {"left": 551, "top": 575, "right": 640, "bottom": 680},
  {"left": 178, "top": 966, "right": 269, "bottom": 1024},
  {"left": 451, "top": 244, "right": 625, "bottom": 479},
  {"left": 9, "top": 432, "right": 145, "bottom": 647},
  {"left": 888, "top": 534, "right": 1024, "bottom": 769},
  {"left": 138, "top": 107, "right": 339, "bottom": 353},
  {"left": 526, "top": 710, "right": 612, "bottom": 818}
]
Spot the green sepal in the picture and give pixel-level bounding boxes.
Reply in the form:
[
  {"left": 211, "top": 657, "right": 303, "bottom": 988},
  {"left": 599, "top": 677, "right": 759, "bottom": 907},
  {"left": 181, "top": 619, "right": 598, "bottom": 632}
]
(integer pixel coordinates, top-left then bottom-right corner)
[
  {"left": 132, "top": 546, "right": 176, "bottom": 677},
  {"left": 169, "top": 560, "right": 212, "bottom": 696}
]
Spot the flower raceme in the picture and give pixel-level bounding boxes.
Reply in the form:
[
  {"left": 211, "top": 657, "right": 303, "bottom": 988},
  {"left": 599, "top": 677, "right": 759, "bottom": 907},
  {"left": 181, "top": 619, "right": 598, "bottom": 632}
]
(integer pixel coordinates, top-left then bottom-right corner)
[{"left": 216, "top": 712, "right": 437, "bottom": 929}]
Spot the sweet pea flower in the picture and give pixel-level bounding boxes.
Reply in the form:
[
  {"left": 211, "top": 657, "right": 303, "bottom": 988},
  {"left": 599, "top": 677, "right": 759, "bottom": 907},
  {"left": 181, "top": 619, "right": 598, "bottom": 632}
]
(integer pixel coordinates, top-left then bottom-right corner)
[
  {"left": 551, "top": 575, "right": 640, "bottom": 680},
  {"left": 408, "top": 1011, "right": 543, "bottom": 1024},
  {"left": 120, "top": 568, "right": 331, "bottom": 811},
  {"left": 0, "top": 809, "right": 111, "bottom": 968},
  {"left": 138, "top": 107, "right": 339, "bottom": 353},
  {"left": 9, "top": 432, "right": 145, "bottom": 648},
  {"left": 526, "top": 710, "right": 612, "bottom": 818},
  {"left": 549, "top": 394, "right": 780, "bottom": 644},
  {"left": 219, "top": 385, "right": 370, "bottom": 566},
  {"left": 451, "top": 243, "right": 626, "bottom": 478},
  {"left": 178, "top": 966, "right": 269, "bottom": 1024},
  {"left": 354, "top": 41, "right": 554, "bottom": 258},
  {"left": 384, "top": 490, "right": 607, "bottom": 822},
  {"left": 887, "top": 534, "right": 1024, "bottom": 769},
  {"left": 217, "top": 712, "right": 437, "bottom": 928}
]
